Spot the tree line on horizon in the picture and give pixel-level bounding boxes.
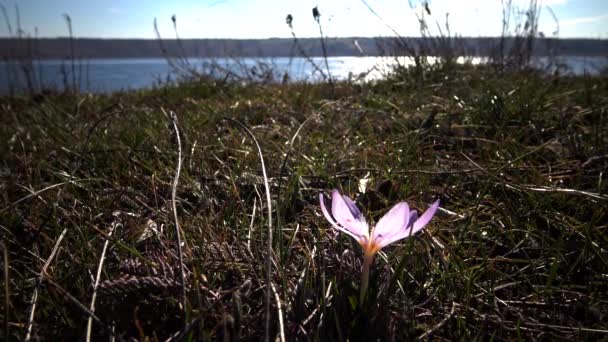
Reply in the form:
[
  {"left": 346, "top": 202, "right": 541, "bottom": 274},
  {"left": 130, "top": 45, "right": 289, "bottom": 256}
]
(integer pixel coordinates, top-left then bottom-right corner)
[{"left": 1, "top": 36, "right": 607, "bottom": 60}]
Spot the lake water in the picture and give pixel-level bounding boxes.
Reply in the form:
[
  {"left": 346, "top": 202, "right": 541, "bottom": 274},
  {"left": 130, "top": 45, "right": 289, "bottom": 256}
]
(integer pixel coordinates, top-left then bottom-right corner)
[{"left": 1, "top": 55, "right": 606, "bottom": 95}]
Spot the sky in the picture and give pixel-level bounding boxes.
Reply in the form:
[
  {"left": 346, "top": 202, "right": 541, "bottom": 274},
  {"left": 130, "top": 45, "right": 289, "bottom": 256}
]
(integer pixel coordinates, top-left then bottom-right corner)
[{"left": 1, "top": 0, "right": 607, "bottom": 39}]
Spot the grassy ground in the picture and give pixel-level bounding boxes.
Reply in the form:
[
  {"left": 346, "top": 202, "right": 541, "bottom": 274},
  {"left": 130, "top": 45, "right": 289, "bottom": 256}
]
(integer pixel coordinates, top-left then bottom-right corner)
[{"left": 1, "top": 64, "right": 607, "bottom": 341}]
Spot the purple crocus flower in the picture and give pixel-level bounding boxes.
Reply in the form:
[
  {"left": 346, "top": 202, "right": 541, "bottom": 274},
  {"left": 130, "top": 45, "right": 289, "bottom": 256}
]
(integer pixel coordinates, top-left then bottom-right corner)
[
  {"left": 320, "top": 189, "right": 439, "bottom": 256},
  {"left": 319, "top": 189, "right": 439, "bottom": 303}
]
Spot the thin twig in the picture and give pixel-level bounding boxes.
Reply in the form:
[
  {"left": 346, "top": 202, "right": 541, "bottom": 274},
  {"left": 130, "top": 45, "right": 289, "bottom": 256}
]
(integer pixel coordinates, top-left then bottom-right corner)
[
  {"left": 247, "top": 197, "right": 257, "bottom": 255},
  {"left": 270, "top": 283, "right": 285, "bottom": 342},
  {"left": 162, "top": 108, "right": 188, "bottom": 326},
  {"left": 1, "top": 242, "right": 9, "bottom": 342},
  {"left": 221, "top": 117, "right": 274, "bottom": 342},
  {"left": 25, "top": 228, "right": 67, "bottom": 342},
  {"left": 85, "top": 222, "right": 120, "bottom": 342}
]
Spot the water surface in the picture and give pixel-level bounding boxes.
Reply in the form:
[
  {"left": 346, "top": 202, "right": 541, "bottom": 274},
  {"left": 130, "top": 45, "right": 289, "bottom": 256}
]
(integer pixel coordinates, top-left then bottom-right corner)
[{"left": 1, "top": 55, "right": 605, "bottom": 94}]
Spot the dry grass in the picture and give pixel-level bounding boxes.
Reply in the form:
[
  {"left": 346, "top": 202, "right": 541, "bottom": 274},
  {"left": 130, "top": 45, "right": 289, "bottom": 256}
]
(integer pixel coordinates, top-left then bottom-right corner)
[{"left": 1, "top": 64, "right": 607, "bottom": 340}]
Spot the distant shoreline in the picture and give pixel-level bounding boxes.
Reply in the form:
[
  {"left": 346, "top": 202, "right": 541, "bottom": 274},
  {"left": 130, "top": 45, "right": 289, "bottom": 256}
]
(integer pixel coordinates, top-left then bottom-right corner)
[{"left": 2, "top": 37, "right": 607, "bottom": 59}]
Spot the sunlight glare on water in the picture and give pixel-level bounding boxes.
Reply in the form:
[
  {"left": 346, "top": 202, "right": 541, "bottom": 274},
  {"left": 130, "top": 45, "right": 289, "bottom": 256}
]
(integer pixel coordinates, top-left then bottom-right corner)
[{"left": 0, "top": 56, "right": 605, "bottom": 94}]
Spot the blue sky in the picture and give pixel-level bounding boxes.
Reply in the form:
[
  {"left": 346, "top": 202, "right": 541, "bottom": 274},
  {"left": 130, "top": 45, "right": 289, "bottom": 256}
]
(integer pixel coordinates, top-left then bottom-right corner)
[{"left": 1, "top": 0, "right": 607, "bottom": 39}]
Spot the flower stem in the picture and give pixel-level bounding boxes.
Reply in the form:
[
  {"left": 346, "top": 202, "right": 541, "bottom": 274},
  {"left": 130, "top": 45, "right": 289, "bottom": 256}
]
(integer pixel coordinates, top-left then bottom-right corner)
[{"left": 359, "top": 253, "right": 374, "bottom": 307}]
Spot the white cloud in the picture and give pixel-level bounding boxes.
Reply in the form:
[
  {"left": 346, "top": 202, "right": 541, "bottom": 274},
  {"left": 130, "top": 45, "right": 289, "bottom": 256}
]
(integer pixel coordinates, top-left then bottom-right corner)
[{"left": 108, "top": 7, "right": 122, "bottom": 14}]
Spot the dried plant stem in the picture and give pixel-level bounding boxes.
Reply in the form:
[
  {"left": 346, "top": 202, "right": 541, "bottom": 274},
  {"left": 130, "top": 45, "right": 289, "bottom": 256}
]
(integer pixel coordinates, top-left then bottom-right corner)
[
  {"left": 85, "top": 222, "right": 119, "bottom": 342},
  {"left": 25, "top": 228, "right": 67, "bottom": 342},
  {"left": 247, "top": 197, "right": 257, "bottom": 255},
  {"left": 163, "top": 108, "right": 188, "bottom": 326},
  {"left": 314, "top": 17, "right": 332, "bottom": 84},
  {"left": 1, "top": 242, "right": 9, "bottom": 342},
  {"left": 221, "top": 117, "right": 274, "bottom": 342},
  {"left": 287, "top": 30, "right": 327, "bottom": 80},
  {"left": 270, "top": 283, "right": 285, "bottom": 342}
]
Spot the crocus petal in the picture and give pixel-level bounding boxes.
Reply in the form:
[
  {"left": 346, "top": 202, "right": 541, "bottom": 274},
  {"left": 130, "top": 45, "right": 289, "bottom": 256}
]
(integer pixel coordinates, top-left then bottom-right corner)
[
  {"left": 330, "top": 190, "right": 368, "bottom": 240},
  {"left": 409, "top": 210, "right": 418, "bottom": 224},
  {"left": 376, "top": 200, "right": 439, "bottom": 249},
  {"left": 320, "top": 193, "right": 362, "bottom": 241},
  {"left": 342, "top": 194, "right": 363, "bottom": 220},
  {"left": 371, "top": 202, "right": 410, "bottom": 246},
  {"left": 411, "top": 199, "right": 440, "bottom": 233}
]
